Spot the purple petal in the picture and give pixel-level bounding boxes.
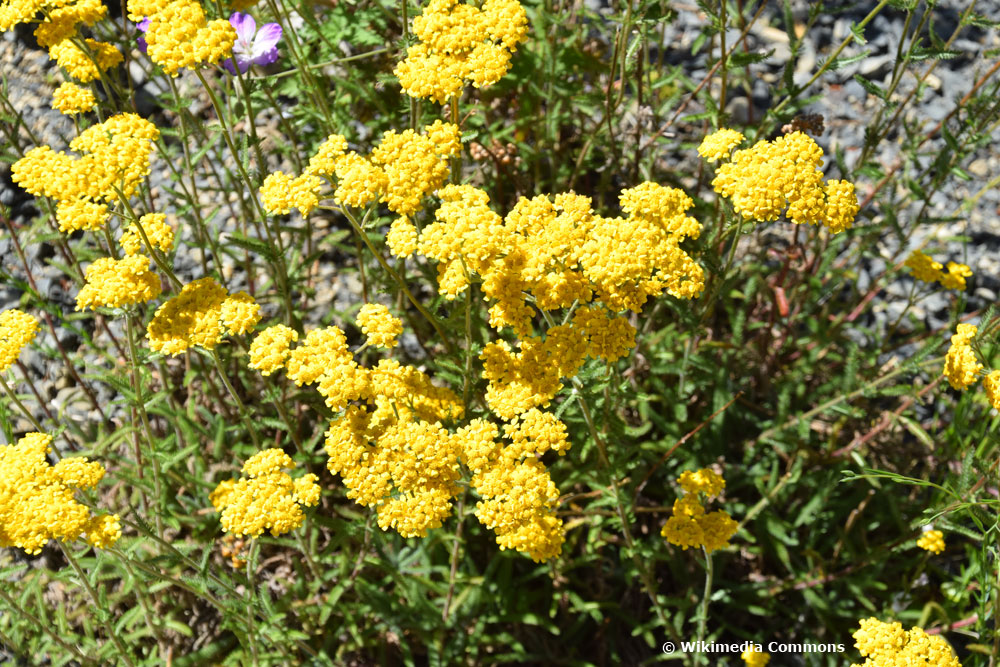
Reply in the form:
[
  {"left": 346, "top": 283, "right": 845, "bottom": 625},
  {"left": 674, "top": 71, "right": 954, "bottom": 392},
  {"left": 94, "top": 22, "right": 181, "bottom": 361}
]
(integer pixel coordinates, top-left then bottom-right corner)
[
  {"left": 223, "top": 57, "right": 251, "bottom": 74},
  {"left": 253, "top": 22, "right": 282, "bottom": 52},
  {"left": 136, "top": 17, "right": 150, "bottom": 53},
  {"left": 251, "top": 46, "right": 279, "bottom": 67},
  {"left": 228, "top": 12, "right": 256, "bottom": 42}
]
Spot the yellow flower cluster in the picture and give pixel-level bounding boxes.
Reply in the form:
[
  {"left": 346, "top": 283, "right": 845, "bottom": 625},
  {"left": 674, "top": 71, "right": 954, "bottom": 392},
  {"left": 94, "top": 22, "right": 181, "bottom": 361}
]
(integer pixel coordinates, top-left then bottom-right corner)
[
  {"left": 742, "top": 647, "right": 770, "bottom": 667},
  {"left": 661, "top": 468, "right": 737, "bottom": 553},
  {"left": 0, "top": 432, "right": 120, "bottom": 554},
  {"left": 146, "top": 277, "right": 260, "bottom": 354},
  {"left": 264, "top": 121, "right": 461, "bottom": 218},
  {"left": 984, "top": 370, "right": 1000, "bottom": 410},
  {"left": 127, "top": 0, "right": 235, "bottom": 76},
  {"left": 697, "top": 128, "right": 744, "bottom": 162},
  {"left": 248, "top": 323, "right": 298, "bottom": 375},
  {"left": 706, "top": 129, "right": 860, "bottom": 233},
  {"left": 851, "top": 618, "right": 961, "bottom": 667},
  {"left": 1, "top": 0, "right": 44, "bottom": 30},
  {"left": 465, "top": 412, "right": 569, "bottom": 561},
  {"left": 51, "top": 81, "right": 97, "bottom": 114},
  {"left": 12, "top": 113, "right": 159, "bottom": 233},
  {"left": 33, "top": 0, "right": 122, "bottom": 84},
  {"left": 916, "top": 528, "right": 945, "bottom": 555},
  {"left": 259, "top": 171, "right": 322, "bottom": 216},
  {"left": 943, "top": 323, "right": 981, "bottom": 391},
  {"left": 252, "top": 316, "right": 572, "bottom": 559},
  {"left": 50, "top": 39, "right": 122, "bottom": 82},
  {"left": 384, "top": 181, "right": 700, "bottom": 420},
  {"left": 120, "top": 213, "right": 175, "bottom": 256},
  {"left": 76, "top": 255, "right": 162, "bottom": 310},
  {"left": 356, "top": 303, "right": 403, "bottom": 348},
  {"left": 413, "top": 183, "right": 702, "bottom": 319},
  {"left": 211, "top": 449, "right": 320, "bottom": 538},
  {"left": 480, "top": 325, "right": 587, "bottom": 419},
  {"left": 905, "top": 251, "right": 972, "bottom": 290},
  {"left": 394, "top": 0, "right": 529, "bottom": 103},
  {"left": 0, "top": 309, "right": 39, "bottom": 372}
]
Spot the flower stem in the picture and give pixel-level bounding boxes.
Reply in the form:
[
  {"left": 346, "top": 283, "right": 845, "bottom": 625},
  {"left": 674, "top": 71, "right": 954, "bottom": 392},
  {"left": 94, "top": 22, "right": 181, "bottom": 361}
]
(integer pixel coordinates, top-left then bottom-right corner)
[
  {"left": 339, "top": 207, "right": 455, "bottom": 353},
  {"left": 59, "top": 543, "right": 137, "bottom": 667},
  {"left": 696, "top": 547, "right": 714, "bottom": 665},
  {"left": 210, "top": 349, "right": 262, "bottom": 449}
]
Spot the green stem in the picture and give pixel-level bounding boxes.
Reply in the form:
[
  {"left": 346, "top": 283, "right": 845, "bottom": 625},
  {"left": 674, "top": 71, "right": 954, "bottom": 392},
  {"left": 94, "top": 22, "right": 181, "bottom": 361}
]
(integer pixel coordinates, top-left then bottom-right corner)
[
  {"left": 125, "top": 312, "right": 165, "bottom": 536},
  {"left": 338, "top": 207, "right": 455, "bottom": 353},
  {"left": 59, "top": 543, "right": 137, "bottom": 667},
  {"left": 696, "top": 548, "right": 714, "bottom": 665},
  {"left": 210, "top": 350, "right": 262, "bottom": 449},
  {"left": 766, "top": 0, "right": 891, "bottom": 125},
  {"left": 192, "top": 69, "right": 297, "bottom": 325},
  {"left": 0, "top": 373, "right": 45, "bottom": 434},
  {"left": 246, "top": 540, "right": 260, "bottom": 667}
]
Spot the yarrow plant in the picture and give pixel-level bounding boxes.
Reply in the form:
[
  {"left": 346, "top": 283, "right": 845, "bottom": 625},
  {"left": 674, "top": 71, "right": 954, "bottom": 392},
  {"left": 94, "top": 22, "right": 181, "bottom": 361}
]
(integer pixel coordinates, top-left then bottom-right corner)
[{"left": 0, "top": 0, "right": 996, "bottom": 663}]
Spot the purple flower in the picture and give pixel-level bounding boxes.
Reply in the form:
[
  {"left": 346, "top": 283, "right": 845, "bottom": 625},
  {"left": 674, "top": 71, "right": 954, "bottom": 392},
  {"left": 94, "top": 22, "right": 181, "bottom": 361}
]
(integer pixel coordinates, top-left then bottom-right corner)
[
  {"left": 136, "top": 17, "right": 150, "bottom": 54},
  {"left": 223, "top": 12, "right": 282, "bottom": 75}
]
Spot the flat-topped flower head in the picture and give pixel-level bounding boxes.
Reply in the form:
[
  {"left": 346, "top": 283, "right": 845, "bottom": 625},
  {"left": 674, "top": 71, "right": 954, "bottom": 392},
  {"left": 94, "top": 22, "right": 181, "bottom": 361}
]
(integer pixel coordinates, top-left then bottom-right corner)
[
  {"left": 0, "top": 309, "right": 39, "bottom": 372},
  {"left": 662, "top": 468, "right": 736, "bottom": 553},
  {"left": 904, "top": 250, "right": 943, "bottom": 283},
  {"left": 852, "top": 618, "right": 960, "bottom": 667},
  {"left": 76, "top": 255, "right": 162, "bottom": 311},
  {"left": 356, "top": 303, "right": 403, "bottom": 348},
  {"left": 916, "top": 528, "right": 945, "bottom": 554},
  {"left": 940, "top": 261, "right": 972, "bottom": 291},
  {"left": 212, "top": 448, "right": 320, "bottom": 538},
  {"left": 394, "top": 0, "right": 528, "bottom": 103},
  {"left": 52, "top": 81, "right": 97, "bottom": 114},
  {"left": 943, "top": 323, "right": 981, "bottom": 391},
  {"left": 697, "top": 128, "right": 745, "bottom": 162},
  {"left": 146, "top": 277, "right": 256, "bottom": 355},
  {"left": 0, "top": 432, "right": 120, "bottom": 554}
]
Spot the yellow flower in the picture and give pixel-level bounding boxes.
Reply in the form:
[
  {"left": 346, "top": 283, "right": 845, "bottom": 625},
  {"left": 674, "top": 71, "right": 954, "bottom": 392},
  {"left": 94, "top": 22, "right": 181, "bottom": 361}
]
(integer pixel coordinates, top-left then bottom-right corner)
[
  {"left": 678, "top": 468, "right": 726, "bottom": 497},
  {"left": 134, "top": 0, "right": 236, "bottom": 76},
  {"left": 742, "top": 647, "right": 770, "bottom": 667},
  {"left": 943, "top": 323, "right": 981, "bottom": 391},
  {"left": 219, "top": 291, "right": 261, "bottom": 335},
  {"left": 146, "top": 277, "right": 242, "bottom": 355},
  {"left": 712, "top": 131, "right": 860, "bottom": 233},
  {"left": 697, "top": 128, "right": 745, "bottom": 162},
  {"left": 0, "top": 309, "right": 39, "bottom": 372},
  {"left": 852, "top": 618, "right": 960, "bottom": 667},
  {"left": 248, "top": 324, "right": 299, "bottom": 376},
  {"left": 12, "top": 114, "right": 159, "bottom": 221},
  {"left": 984, "top": 370, "right": 1000, "bottom": 410},
  {"left": 305, "top": 134, "right": 349, "bottom": 177},
  {"left": 662, "top": 469, "right": 736, "bottom": 553},
  {"left": 0, "top": 432, "right": 119, "bottom": 554},
  {"left": 49, "top": 38, "right": 123, "bottom": 82},
  {"left": 916, "top": 529, "right": 945, "bottom": 555},
  {"left": 76, "top": 255, "right": 162, "bottom": 310},
  {"left": 260, "top": 171, "right": 322, "bottom": 216},
  {"left": 52, "top": 81, "right": 96, "bottom": 114},
  {"left": 356, "top": 303, "right": 403, "bottom": 348},
  {"left": 939, "top": 262, "right": 972, "bottom": 291},
  {"left": 904, "top": 250, "right": 943, "bottom": 283},
  {"left": 120, "top": 213, "right": 175, "bottom": 256},
  {"left": 213, "top": 449, "right": 320, "bottom": 538},
  {"left": 394, "top": 0, "right": 528, "bottom": 103}
]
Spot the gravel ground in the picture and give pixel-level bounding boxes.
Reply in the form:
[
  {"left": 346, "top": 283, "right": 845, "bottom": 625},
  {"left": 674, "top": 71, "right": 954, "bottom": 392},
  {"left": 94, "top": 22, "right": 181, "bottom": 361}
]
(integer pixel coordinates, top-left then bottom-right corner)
[{"left": 2, "top": 0, "right": 999, "bottom": 434}]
